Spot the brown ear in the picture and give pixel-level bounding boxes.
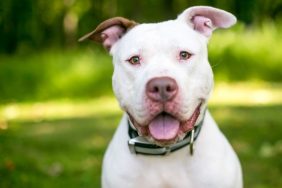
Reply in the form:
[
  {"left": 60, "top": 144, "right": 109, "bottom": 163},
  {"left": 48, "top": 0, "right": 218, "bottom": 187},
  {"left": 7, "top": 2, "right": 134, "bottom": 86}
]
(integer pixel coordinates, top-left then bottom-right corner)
[{"left": 79, "top": 17, "right": 137, "bottom": 51}]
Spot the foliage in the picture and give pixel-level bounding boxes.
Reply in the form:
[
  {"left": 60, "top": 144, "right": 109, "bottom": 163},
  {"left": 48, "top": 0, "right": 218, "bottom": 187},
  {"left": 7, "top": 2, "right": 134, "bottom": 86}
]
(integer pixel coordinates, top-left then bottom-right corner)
[
  {"left": 209, "top": 22, "right": 282, "bottom": 81},
  {"left": 0, "top": 48, "right": 113, "bottom": 103},
  {"left": 1, "top": 0, "right": 282, "bottom": 53}
]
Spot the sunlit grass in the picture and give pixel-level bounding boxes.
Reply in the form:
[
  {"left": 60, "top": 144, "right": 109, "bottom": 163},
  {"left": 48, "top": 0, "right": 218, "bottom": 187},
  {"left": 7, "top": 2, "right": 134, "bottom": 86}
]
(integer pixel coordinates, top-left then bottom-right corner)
[
  {"left": 210, "top": 82, "right": 282, "bottom": 106},
  {"left": 1, "top": 82, "right": 281, "bottom": 123},
  {"left": 0, "top": 97, "right": 121, "bottom": 122}
]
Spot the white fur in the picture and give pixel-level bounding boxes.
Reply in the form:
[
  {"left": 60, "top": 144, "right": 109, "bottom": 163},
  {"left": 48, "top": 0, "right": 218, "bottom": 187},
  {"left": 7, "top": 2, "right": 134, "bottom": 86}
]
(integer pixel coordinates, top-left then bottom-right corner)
[
  {"left": 102, "top": 113, "right": 242, "bottom": 188},
  {"left": 101, "top": 6, "right": 243, "bottom": 188}
]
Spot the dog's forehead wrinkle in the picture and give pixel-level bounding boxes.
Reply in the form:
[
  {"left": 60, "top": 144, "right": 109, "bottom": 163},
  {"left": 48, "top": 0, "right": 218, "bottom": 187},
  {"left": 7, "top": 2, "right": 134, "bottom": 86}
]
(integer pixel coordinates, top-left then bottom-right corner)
[{"left": 115, "top": 21, "right": 204, "bottom": 58}]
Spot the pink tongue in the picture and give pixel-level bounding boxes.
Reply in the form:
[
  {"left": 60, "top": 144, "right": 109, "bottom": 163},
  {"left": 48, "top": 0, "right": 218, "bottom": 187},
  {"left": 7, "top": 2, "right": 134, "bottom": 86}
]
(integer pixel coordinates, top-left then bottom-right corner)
[{"left": 148, "top": 114, "right": 180, "bottom": 141}]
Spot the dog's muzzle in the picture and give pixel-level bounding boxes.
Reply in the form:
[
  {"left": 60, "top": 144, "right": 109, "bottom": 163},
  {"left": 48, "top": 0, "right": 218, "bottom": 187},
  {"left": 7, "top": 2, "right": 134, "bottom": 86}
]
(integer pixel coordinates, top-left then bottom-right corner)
[{"left": 127, "top": 109, "right": 206, "bottom": 155}]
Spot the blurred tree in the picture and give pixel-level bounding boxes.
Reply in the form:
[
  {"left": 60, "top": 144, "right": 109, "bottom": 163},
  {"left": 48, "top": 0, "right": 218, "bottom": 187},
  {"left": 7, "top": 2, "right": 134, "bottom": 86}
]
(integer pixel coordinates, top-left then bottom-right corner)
[{"left": 1, "top": 0, "right": 282, "bottom": 54}]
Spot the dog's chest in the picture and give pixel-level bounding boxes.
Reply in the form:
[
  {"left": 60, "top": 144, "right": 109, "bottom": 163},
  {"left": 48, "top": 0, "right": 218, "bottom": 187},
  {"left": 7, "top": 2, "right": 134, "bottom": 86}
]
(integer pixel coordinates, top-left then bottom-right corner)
[
  {"left": 138, "top": 159, "right": 194, "bottom": 187},
  {"left": 117, "top": 154, "right": 222, "bottom": 188}
]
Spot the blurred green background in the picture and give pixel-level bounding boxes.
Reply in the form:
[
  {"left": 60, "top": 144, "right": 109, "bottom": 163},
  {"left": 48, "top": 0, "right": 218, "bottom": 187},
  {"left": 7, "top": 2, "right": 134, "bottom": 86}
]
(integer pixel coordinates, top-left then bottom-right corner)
[{"left": 0, "top": 0, "right": 282, "bottom": 187}]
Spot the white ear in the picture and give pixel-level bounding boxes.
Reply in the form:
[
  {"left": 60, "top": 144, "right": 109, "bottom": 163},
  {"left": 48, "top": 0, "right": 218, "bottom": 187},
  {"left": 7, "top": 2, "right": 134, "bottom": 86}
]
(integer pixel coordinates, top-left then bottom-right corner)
[{"left": 177, "top": 6, "right": 237, "bottom": 37}]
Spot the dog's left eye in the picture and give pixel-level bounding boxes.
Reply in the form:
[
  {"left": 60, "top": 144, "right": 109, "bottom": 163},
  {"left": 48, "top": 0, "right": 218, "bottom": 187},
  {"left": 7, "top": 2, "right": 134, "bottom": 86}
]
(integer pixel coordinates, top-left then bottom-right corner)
[
  {"left": 127, "top": 56, "right": 141, "bottom": 65},
  {"left": 179, "top": 51, "right": 192, "bottom": 60}
]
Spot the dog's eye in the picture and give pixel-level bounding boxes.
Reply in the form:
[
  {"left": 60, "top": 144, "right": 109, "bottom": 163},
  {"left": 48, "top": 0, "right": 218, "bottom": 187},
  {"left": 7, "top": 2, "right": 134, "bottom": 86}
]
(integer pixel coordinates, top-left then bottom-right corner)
[
  {"left": 179, "top": 51, "right": 192, "bottom": 60},
  {"left": 127, "top": 56, "right": 141, "bottom": 65}
]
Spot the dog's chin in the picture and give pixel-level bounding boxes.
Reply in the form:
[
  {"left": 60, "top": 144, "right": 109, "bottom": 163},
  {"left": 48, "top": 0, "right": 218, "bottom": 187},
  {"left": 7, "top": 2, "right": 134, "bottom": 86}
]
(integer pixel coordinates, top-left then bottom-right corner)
[{"left": 128, "top": 104, "right": 201, "bottom": 147}]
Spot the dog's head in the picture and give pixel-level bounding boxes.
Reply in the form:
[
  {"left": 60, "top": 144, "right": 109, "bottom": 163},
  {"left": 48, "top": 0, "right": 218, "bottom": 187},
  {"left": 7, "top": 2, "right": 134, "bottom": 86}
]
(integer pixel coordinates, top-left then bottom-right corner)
[{"left": 80, "top": 6, "right": 236, "bottom": 146}]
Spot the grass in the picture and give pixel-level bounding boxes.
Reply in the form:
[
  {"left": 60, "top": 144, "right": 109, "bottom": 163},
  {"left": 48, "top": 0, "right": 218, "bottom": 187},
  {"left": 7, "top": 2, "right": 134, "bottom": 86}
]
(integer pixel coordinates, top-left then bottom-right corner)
[
  {"left": 211, "top": 105, "right": 282, "bottom": 188},
  {"left": 0, "top": 84, "right": 282, "bottom": 188},
  {"left": 0, "top": 114, "right": 118, "bottom": 188}
]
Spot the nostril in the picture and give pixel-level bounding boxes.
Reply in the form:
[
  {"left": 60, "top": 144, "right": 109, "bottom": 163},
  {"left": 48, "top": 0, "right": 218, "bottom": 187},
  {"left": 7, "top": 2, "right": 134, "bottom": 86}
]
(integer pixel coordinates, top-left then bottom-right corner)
[
  {"left": 146, "top": 77, "right": 178, "bottom": 102},
  {"left": 153, "top": 86, "right": 159, "bottom": 93},
  {"left": 166, "top": 85, "right": 172, "bottom": 92}
]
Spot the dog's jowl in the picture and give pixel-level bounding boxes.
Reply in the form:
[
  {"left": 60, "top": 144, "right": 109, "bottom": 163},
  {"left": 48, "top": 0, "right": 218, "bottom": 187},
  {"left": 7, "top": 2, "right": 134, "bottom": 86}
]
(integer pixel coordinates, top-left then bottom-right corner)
[{"left": 80, "top": 6, "right": 243, "bottom": 188}]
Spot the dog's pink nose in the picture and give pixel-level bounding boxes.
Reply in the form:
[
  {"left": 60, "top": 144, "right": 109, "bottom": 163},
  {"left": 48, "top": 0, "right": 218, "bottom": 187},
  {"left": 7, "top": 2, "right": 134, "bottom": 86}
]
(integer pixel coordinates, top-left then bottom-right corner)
[{"left": 146, "top": 77, "right": 178, "bottom": 102}]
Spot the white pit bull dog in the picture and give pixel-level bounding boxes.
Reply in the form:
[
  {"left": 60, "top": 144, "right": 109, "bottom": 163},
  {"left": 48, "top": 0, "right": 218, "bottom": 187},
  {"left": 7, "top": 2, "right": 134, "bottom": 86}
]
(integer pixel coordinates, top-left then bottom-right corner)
[{"left": 80, "top": 6, "right": 243, "bottom": 188}]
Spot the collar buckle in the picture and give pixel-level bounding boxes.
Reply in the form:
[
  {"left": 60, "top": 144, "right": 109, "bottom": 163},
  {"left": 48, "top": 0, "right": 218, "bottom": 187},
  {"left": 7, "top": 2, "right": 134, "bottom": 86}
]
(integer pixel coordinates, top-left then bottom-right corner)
[
  {"left": 128, "top": 136, "right": 172, "bottom": 155},
  {"left": 189, "top": 128, "right": 195, "bottom": 155}
]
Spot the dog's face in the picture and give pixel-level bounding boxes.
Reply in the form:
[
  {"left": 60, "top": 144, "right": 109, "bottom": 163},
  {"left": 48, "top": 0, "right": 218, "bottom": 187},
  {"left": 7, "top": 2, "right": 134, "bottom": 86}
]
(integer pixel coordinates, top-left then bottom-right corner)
[
  {"left": 80, "top": 6, "right": 236, "bottom": 146},
  {"left": 112, "top": 21, "right": 212, "bottom": 145}
]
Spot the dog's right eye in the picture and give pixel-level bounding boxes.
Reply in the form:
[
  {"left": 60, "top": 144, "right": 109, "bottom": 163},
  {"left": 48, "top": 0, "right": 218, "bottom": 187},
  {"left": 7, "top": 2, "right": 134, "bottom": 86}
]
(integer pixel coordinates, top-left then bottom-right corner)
[
  {"left": 127, "top": 56, "right": 141, "bottom": 65},
  {"left": 179, "top": 51, "right": 192, "bottom": 61}
]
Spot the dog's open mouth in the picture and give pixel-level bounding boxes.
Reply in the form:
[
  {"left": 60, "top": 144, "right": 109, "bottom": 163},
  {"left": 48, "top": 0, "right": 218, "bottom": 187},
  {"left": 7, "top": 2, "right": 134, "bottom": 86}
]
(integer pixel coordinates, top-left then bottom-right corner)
[{"left": 129, "top": 104, "right": 201, "bottom": 145}]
